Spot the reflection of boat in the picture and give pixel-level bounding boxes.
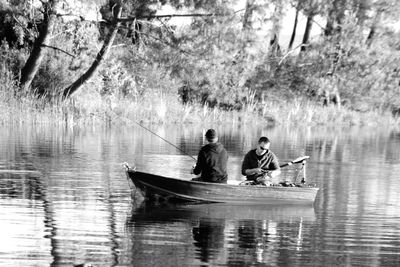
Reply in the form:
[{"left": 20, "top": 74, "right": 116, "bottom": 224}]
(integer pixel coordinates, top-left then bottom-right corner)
[
  {"left": 126, "top": 201, "right": 315, "bottom": 265},
  {"left": 124, "top": 168, "right": 319, "bottom": 205},
  {"left": 129, "top": 201, "right": 316, "bottom": 223}
]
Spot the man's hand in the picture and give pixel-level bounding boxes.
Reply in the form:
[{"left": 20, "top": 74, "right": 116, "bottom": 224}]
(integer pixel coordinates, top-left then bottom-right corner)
[
  {"left": 254, "top": 168, "right": 263, "bottom": 175},
  {"left": 190, "top": 165, "right": 196, "bottom": 174},
  {"left": 247, "top": 168, "right": 263, "bottom": 175},
  {"left": 263, "top": 170, "right": 272, "bottom": 178}
]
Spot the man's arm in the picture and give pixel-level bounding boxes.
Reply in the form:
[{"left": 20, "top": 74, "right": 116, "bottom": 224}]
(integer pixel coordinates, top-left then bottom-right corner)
[
  {"left": 241, "top": 153, "right": 250, "bottom": 176},
  {"left": 268, "top": 153, "right": 281, "bottom": 178},
  {"left": 242, "top": 152, "right": 262, "bottom": 176},
  {"left": 193, "top": 150, "right": 204, "bottom": 175}
]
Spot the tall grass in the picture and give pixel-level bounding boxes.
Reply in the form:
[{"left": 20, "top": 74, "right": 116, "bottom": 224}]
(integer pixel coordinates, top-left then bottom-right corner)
[{"left": 1, "top": 85, "right": 399, "bottom": 128}]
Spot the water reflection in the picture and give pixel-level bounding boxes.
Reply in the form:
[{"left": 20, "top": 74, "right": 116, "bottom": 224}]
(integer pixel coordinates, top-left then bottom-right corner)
[
  {"left": 0, "top": 124, "right": 130, "bottom": 266},
  {"left": 126, "top": 202, "right": 315, "bottom": 266},
  {"left": 193, "top": 218, "right": 225, "bottom": 263},
  {"left": 1, "top": 124, "right": 400, "bottom": 266}
]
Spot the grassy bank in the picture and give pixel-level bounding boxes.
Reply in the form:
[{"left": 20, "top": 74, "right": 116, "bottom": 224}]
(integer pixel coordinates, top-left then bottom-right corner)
[{"left": 1, "top": 88, "right": 398, "bottom": 128}]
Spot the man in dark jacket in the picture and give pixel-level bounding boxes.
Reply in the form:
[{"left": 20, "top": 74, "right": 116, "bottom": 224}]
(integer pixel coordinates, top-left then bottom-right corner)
[
  {"left": 192, "top": 129, "right": 228, "bottom": 183},
  {"left": 241, "top": 136, "right": 281, "bottom": 185}
]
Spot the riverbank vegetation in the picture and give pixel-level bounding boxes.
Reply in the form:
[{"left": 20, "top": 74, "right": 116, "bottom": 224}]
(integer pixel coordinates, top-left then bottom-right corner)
[{"left": 0, "top": 0, "right": 399, "bottom": 127}]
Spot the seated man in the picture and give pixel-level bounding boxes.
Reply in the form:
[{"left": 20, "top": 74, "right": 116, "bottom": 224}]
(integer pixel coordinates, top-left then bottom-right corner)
[
  {"left": 191, "top": 129, "right": 228, "bottom": 183},
  {"left": 241, "top": 136, "right": 281, "bottom": 185}
]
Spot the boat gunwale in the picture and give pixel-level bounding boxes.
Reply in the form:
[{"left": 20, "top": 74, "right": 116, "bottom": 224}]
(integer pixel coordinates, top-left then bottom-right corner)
[
  {"left": 128, "top": 170, "right": 319, "bottom": 192},
  {"left": 133, "top": 179, "right": 221, "bottom": 203}
]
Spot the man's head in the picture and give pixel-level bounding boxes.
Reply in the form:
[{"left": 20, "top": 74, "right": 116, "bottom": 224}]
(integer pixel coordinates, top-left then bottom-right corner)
[
  {"left": 257, "top": 136, "right": 270, "bottom": 153},
  {"left": 205, "top": 129, "right": 218, "bottom": 143}
]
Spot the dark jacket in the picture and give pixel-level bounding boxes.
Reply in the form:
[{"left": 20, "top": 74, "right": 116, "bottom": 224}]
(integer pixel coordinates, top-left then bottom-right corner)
[
  {"left": 241, "top": 149, "right": 280, "bottom": 181},
  {"left": 193, "top": 142, "right": 228, "bottom": 183}
]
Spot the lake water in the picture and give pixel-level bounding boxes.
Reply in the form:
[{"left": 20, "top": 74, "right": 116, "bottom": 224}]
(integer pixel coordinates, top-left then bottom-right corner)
[{"left": 0, "top": 123, "right": 399, "bottom": 266}]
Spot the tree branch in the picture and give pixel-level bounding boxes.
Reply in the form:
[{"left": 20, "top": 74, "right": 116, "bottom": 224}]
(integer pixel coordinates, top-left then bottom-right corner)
[
  {"left": 278, "top": 43, "right": 308, "bottom": 65},
  {"left": 40, "top": 44, "right": 75, "bottom": 57},
  {"left": 309, "top": 15, "right": 325, "bottom": 31},
  {"left": 138, "top": 30, "right": 195, "bottom": 56},
  {"left": 118, "top": 13, "right": 216, "bottom": 23}
]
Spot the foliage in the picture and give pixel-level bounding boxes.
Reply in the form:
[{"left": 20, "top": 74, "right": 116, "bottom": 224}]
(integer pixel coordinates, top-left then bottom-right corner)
[
  {"left": 31, "top": 20, "right": 101, "bottom": 98},
  {"left": 0, "top": 0, "right": 37, "bottom": 48},
  {"left": 0, "top": 0, "right": 400, "bottom": 126},
  {"left": 0, "top": 41, "right": 19, "bottom": 99}
]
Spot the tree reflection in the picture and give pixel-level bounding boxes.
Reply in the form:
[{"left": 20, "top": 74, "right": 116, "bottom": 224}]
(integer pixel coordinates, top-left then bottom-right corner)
[
  {"left": 227, "top": 219, "right": 273, "bottom": 265},
  {"left": 192, "top": 218, "right": 225, "bottom": 263}
]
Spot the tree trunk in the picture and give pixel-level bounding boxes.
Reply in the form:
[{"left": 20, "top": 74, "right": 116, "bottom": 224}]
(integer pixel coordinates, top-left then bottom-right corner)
[
  {"left": 324, "top": 0, "right": 346, "bottom": 36},
  {"left": 19, "top": 0, "right": 60, "bottom": 92},
  {"left": 300, "top": 14, "right": 314, "bottom": 52},
  {"left": 62, "top": 4, "right": 122, "bottom": 99},
  {"left": 242, "top": 0, "right": 255, "bottom": 31},
  {"left": 269, "top": 2, "right": 283, "bottom": 54},
  {"left": 354, "top": 0, "right": 368, "bottom": 26},
  {"left": 324, "top": 17, "right": 334, "bottom": 36},
  {"left": 334, "top": 83, "right": 341, "bottom": 108},
  {"left": 366, "top": 10, "right": 382, "bottom": 48},
  {"left": 288, "top": 6, "right": 299, "bottom": 50}
]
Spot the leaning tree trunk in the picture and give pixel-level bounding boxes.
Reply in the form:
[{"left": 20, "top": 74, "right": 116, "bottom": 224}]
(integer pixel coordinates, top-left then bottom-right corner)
[
  {"left": 288, "top": 6, "right": 299, "bottom": 50},
  {"left": 300, "top": 14, "right": 314, "bottom": 52},
  {"left": 20, "top": 0, "right": 60, "bottom": 92},
  {"left": 62, "top": 4, "right": 122, "bottom": 99}
]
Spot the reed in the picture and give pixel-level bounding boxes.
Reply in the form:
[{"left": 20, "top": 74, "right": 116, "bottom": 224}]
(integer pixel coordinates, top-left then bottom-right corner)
[{"left": 0, "top": 85, "right": 398, "bottom": 128}]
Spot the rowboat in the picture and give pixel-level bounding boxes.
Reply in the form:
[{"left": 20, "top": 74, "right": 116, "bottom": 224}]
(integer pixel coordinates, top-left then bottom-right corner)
[{"left": 124, "top": 161, "right": 319, "bottom": 205}]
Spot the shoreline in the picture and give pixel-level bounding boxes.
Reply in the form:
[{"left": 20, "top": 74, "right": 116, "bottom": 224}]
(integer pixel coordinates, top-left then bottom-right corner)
[{"left": 2, "top": 95, "right": 399, "bottom": 128}]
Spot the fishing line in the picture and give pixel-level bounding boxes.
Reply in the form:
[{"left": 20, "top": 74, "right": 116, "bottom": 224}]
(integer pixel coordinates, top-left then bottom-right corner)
[
  {"left": 99, "top": 112, "right": 197, "bottom": 162},
  {"left": 131, "top": 119, "right": 197, "bottom": 162}
]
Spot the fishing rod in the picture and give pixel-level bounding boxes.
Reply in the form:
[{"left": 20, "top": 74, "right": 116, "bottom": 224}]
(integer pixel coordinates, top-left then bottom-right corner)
[
  {"left": 112, "top": 114, "right": 197, "bottom": 162},
  {"left": 92, "top": 112, "right": 197, "bottom": 161}
]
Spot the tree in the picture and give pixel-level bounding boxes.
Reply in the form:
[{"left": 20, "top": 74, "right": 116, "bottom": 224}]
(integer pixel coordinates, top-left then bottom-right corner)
[
  {"left": 288, "top": 2, "right": 299, "bottom": 50},
  {"left": 269, "top": 1, "right": 285, "bottom": 55},
  {"left": 19, "top": 0, "right": 61, "bottom": 92},
  {"left": 300, "top": 14, "right": 313, "bottom": 51},
  {"left": 365, "top": 8, "right": 382, "bottom": 48},
  {"left": 300, "top": 0, "right": 323, "bottom": 52},
  {"left": 243, "top": 0, "right": 256, "bottom": 30},
  {"left": 352, "top": 0, "right": 371, "bottom": 27},
  {"left": 62, "top": 0, "right": 225, "bottom": 99},
  {"left": 324, "top": 0, "right": 346, "bottom": 36},
  {"left": 365, "top": 0, "right": 400, "bottom": 48},
  {"left": 62, "top": 2, "right": 122, "bottom": 99}
]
